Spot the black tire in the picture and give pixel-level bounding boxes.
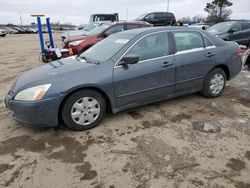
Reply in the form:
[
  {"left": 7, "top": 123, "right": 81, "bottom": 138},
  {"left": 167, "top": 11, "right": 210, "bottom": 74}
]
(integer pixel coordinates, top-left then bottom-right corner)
[
  {"left": 202, "top": 68, "right": 227, "bottom": 98},
  {"left": 61, "top": 89, "right": 106, "bottom": 131}
]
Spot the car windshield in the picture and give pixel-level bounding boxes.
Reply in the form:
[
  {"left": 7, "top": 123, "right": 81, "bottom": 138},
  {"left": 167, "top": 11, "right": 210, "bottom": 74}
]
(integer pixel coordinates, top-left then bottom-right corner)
[
  {"left": 79, "top": 34, "right": 134, "bottom": 63},
  {"left": 208, "top": 22, "right": 233, "bottom": 33},
  {"left": 135, "top": 13, "right": 147, "bottom": 21},
  {"left": 83, "top": 23, "right": 100, "bottom": 32},
  {"left": 87, "top": 23, "right": 111, "bottom": 36}
]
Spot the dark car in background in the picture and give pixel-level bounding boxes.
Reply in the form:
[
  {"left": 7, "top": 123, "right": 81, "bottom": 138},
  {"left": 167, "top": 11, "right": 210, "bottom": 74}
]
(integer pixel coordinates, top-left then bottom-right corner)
[
  {"left": 5, "top": 27, "right": 242, "bottom": 131},
  {"left": 64, "top": 21, "right": 152, "bottom": 55},
  {"left": 208, "top": 21, "right": 250, "bottom": 47},
  {"left": 90, "top": 13, "right": 119, "bottom": 23},
  {"left": 136, "top": 12, "right": 176, "bottom": 26}
]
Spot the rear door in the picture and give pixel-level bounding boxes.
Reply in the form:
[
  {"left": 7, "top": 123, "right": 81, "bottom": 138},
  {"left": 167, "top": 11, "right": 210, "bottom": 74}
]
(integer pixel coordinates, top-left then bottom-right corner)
[
  {"left": 172, "top": 31, "right": 215, "bottom": 93},
  {"left": 113, "top": 31, "right": 175, "bottom": 107}
]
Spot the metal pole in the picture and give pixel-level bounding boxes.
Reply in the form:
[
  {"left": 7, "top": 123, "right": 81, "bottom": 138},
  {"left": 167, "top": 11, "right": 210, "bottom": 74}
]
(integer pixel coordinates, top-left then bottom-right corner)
[
  {"left": 19, "top": 12, "right": 23, "bottom": 25},
  {"left": 167, "top": 0, "right": 170, "bottom": 12},
  {"left": 37, "top": 17, "right": 45, "bottom": 53},
  {"left": 46, "top": 17, "right": 55, "bottom": 48}
]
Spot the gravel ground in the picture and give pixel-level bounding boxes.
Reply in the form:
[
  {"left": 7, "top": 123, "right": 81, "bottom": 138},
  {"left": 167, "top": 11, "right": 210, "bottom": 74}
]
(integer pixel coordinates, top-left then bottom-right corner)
[{"left": 0, "top": 34, "right": 250, "bottom": 188}]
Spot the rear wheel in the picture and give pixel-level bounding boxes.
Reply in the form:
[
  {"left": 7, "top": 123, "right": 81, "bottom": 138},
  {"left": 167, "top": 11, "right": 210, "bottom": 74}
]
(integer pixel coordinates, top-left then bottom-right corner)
[
  {"left": 61, "top": 89, "right": 106, "bottom": 131},
  {"left": 202, "top": 68, "right": 226, "bottom": 98}
]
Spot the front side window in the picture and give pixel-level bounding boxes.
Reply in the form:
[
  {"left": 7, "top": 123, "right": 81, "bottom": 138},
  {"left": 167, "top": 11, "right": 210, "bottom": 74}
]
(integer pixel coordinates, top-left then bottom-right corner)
[
  {"left": 105, "top": 25, "right": 124, "bottom": 35},
  {"left": 125, "top": 32, "right": 169, "bottom": 61},
  {"left": 145, "top": 14, "right": 154, "bottom": 20},
  {"left": 173, "top": 31, "right": 204, "bottom": 52}
]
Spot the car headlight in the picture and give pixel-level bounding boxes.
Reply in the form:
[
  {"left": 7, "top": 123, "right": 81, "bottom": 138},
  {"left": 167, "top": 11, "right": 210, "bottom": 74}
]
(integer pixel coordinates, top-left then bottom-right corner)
[
  {"left": 14, "top": 84, "right": 52, "bottom": 101},
  {"left": 69, "top": 40, "right": 85, "bottom": 46}
]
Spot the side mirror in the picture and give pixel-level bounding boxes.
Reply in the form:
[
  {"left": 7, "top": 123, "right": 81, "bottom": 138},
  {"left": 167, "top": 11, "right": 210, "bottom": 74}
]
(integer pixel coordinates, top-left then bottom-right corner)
[
  {"left": 119, "top": 54, "right": 139, "bottom": 66},
  {"left": 229, "top": 28, "right": 237, "bottom": 33},
  {"left": 103, "top": 33, "right": 110, "bottom": 38}
]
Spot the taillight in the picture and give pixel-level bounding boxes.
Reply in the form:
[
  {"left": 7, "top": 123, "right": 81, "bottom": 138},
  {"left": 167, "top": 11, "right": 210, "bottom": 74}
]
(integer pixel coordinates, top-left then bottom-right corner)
[{"left": 236, "top": 48, "right": 241, "bottom": 57}]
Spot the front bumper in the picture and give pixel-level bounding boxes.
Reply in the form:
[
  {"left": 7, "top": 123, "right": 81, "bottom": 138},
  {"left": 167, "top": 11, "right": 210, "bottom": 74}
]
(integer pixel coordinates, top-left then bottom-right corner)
[{"left": 4, "top": 94, "right": 60, "bottom": 128}]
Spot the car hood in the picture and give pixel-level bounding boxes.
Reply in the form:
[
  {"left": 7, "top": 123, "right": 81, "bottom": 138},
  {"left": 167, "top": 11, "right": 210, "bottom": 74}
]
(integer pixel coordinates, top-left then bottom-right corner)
[{"left": 11, "top": 57, "right": 96, "bottom": 93}]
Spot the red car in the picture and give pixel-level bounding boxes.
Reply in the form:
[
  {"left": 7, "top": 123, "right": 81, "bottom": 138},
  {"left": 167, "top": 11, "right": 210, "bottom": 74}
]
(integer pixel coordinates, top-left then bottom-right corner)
[{"left": 64, "top": 21, "right": 152, "bottom": 55}]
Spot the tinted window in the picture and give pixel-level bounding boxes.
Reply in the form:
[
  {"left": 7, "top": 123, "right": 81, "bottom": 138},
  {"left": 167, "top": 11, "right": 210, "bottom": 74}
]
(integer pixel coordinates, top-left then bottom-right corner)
[
  {"left": 93, "top": 15, "right": 116, "bottom": 22},
  {"left": 203, "top": 35, "right": 214, "bottom": 47},
  {"left": 105, "top": 25, "right": 124, "bottom": 35},
  {"left": 165, "top": 13, "right": 174, "bottom": 18},
  {"left": 155, "top": 13, "right": 164, "bottom": 19},
  {"left": 145, "top": 14, "right": 154, "bottom": 20},
  {"left": 126, "top": 32, "right": 169, "bottom": 61},
  {"left": 242, "top": 23, "right": 250, "bottom": 30},
  {"left": 173, "top": 31, "right": 204, "bottom": 52},
  {"left": 126, "top": 24, "right": 141, "bottom": 30}
]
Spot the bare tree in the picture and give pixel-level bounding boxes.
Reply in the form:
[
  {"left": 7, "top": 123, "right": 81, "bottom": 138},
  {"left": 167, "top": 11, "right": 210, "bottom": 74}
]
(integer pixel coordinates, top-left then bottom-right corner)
[{"left": 205, "top": 0, "right": 233, "bottom": 23}]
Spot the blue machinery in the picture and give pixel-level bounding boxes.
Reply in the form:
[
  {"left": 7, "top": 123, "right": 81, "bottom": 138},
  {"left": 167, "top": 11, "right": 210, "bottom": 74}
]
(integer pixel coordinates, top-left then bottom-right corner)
[{"left": 31, "top": 15, "right": 55, "bottom": 54}]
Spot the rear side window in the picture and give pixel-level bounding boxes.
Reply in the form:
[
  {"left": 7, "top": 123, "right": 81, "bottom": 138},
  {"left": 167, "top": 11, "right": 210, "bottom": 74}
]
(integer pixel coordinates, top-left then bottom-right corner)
[
  {"left": 173, "top": 31, "right": 204, "bottom": 52},
  {"left": 126, "top": 32, "right": 169, "bottom": 61},
  {"left": 242, "top": 23, "right": 250, "bottom": 30},
  {"left": 203, "top": 35, "right": 214, "bottom": 48}
]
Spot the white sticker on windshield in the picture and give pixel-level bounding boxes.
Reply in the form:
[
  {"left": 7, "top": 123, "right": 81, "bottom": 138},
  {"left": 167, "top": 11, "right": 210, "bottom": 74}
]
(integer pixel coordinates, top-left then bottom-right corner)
[{"left": 115, "top": 39, "right": 129, "bottom": 44}]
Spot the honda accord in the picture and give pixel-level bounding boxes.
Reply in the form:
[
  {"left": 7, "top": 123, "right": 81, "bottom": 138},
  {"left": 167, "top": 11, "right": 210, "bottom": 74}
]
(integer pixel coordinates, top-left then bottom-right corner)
[{"left": 5, "top": 27, "right": 242, "bottom": 131}]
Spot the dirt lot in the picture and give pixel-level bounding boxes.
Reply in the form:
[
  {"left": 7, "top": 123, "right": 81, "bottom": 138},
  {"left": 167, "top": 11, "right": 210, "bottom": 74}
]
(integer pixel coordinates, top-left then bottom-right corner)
[{"left": 0, "top": 34, "right": 250, "bottom": 188}]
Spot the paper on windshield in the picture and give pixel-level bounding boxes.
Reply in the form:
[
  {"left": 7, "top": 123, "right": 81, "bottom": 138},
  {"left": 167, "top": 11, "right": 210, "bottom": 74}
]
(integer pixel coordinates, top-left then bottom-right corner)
[{"left": 115, "top": 39, "right": 129, "bottom": 44}]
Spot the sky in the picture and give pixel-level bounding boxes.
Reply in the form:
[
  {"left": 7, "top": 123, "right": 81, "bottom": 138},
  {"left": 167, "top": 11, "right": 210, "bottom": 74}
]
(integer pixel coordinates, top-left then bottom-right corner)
[{"left": 0, "top": 0, "right": 249, "bottom": 25}]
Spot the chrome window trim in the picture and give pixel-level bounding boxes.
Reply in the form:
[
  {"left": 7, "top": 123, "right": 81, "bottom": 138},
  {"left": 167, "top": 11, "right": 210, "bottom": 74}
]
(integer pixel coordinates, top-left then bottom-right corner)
[
  {"left": 114, "top": 30, "right": 170, "bottom": 68},
  {"left": 202, "top": 34, "right": 216, "bottom": 48},
  {"left": 114, "top": 29, "right": 216, "bottom": 68}
]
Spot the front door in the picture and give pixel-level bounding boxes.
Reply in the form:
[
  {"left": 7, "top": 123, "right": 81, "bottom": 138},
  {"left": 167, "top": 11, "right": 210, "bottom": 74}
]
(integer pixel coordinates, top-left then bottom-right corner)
[{"left": 113, "top": 31, "right": 175, "bottom": 108}]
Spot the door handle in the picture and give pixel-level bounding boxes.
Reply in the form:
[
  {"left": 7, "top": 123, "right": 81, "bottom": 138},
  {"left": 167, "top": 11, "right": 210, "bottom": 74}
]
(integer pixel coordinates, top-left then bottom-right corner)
[
  {"left": 206, "top": 52, "right": 215, "bottom": 57},
  {"left": 161, "top": 61, "right": 173, "bottom": 67}
]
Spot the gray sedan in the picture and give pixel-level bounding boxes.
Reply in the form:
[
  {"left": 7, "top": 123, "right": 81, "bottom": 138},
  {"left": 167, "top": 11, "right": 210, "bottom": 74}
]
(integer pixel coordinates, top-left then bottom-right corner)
[{"left": 5, "top": 27, "right": 242, "bottom": 131}]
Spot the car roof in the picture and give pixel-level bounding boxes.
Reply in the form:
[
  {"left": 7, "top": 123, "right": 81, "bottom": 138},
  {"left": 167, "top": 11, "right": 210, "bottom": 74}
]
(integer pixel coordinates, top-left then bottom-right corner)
[
  {"left": 115, "top": 26, "right": 227, "bottom": 47},
  {"left": 101, "top": 20, "right": 152, "bottom": 26},
  {"left": 145, "top": 12, "right": 174, "bottom": 14},
  {"left": 116, "top": 26, "right": 203, "bottom": 36}
]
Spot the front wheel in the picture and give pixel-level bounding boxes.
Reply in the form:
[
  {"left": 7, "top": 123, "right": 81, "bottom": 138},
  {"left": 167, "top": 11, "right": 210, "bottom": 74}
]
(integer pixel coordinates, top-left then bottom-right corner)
[
  {"left": 202, "top": 68, "right": 227, "bottom": 98},
  {"left": 61, "top": 89, "right": 106, "bottom": 131}
]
